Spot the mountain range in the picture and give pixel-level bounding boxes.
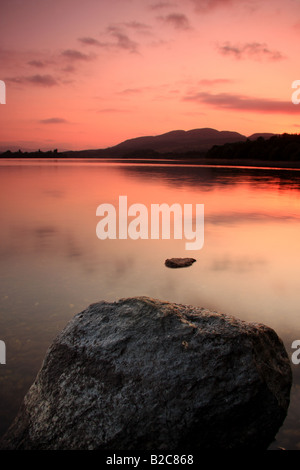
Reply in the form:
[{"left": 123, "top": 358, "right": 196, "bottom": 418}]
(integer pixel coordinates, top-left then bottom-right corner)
[
  {"left": 0, "top": 128, "right": 275, "bottom": 157},
  {"left": 101, "top": 128, "right": 274, "bottom": 155},
  {"left": 60, "top": 128, "right": 275, "bottom": 158}
]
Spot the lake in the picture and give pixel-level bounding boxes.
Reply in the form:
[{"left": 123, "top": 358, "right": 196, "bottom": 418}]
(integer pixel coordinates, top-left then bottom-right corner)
[{"left": 0, "top": 158, "right": 300, "bottom": 449}]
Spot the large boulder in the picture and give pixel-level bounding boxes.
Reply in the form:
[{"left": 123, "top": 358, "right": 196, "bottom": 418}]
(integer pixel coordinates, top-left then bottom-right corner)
[{"left": 0, "top": 297, "right": 292, "bottom": 450}]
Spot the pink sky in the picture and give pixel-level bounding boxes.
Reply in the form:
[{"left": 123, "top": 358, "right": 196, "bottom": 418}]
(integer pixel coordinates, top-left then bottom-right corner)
[{"left": 1, "top": 0, "right": 300, "bottom": 151}]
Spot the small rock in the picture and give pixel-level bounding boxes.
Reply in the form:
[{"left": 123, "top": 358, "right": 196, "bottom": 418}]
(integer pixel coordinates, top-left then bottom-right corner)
[{"left": 165, "top": 257, "right": 196, "bottom": 268}]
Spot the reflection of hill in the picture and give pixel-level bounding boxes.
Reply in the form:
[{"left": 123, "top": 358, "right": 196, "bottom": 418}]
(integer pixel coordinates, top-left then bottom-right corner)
[{"left": 119, "top": 164, "right": 300, "bottom": 192}]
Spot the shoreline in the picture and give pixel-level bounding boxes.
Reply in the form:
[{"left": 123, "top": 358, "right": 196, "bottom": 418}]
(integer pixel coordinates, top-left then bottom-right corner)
[{"left": 1, "top": 155, "right": 300, "bottom": 170}]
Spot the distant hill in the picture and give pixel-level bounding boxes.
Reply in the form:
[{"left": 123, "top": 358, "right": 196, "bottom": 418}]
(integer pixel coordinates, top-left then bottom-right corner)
[
  {"left": 55, "top": 128, "right": 264, "bottom": 158},
  {"left": 248, "top": 133, "right": 275, "bottom": 141},
  {"left": 0, "top": 127, "right": 277, "bottom": 159},
  {"left": 4, "top": 129, "right": 300, "bottom": 167},
  {"left": 107, "top": 128, "right": 248, "bottom": 155},
  {"left": 207, "top": 132, "right": 300, "bottom": 163}
]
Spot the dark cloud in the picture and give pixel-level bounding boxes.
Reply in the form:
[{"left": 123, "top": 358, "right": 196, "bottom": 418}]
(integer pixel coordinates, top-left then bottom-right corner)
[
  {"left": 158, "top": 13, "right": 191, "bottom": 30},
  {"left": 6, "top": 74, "right": 58, "bottom": 87},
  {"left": 124, "top": 21, "right": 152, "bottom": 33},
  {"left": 97, "top": 108, "right": 131, "bottom": 113},
  {"left": 218, "top": 42, "right": 285, "bottom": 61},
  {"left": 149, "top": 2, "right": 175, "bottom": 10},
  {"left": 106, "top": 25, "right": 139, "bottom": 53},
  {"left": 39, "top": 118, "right": 68, "bottom": 124},
  {"left": 189, "top": 0, "right": 244, "bottom": 12},
  {"left": 94, "top": 24, "right": 143, "bottom": 54},
  {"left": 117, "top": 84, "right": 165, "bottom": 96},
  {"left": 61, "top": 65, "right": 76, "bottom": 73},
  {"left": 61, "top": 49, "right": 93, "bottom": 61},
  {"left": 117, "top": 88, "right": 143, "bottom": 95},
  {"left": 27, "top": 74, "right": 58, "bottom": 86},
  {"left": 198, "top": 78, "right": 234, "bottom": 86},
  {"left": 27, "top": 60, "right": 46, "bottom": 68},
  {"left": 184, "top": 91, "right": 299, "bottom": 114},
  {"left": 78, "top": 37, "right": 102, "bottom": 47}
]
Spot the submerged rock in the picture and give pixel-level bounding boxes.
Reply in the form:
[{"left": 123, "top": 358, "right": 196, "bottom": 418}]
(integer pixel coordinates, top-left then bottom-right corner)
[
  {"left": 0, "top": 297, "right": 292, "bottom": 450},
  {"left": 165, "top": 258, "right": 196, "bottom": 268}
]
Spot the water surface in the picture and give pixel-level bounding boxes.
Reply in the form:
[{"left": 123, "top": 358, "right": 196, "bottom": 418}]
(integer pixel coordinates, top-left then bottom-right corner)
[{"left": 0, "top": 159, "right": 299, "bottom": 449}]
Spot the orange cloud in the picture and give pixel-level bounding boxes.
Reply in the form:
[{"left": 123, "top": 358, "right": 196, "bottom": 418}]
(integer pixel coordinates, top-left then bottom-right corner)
[
  {"left": 157, "top": 13, "right": 191, "bottom": 30},
  {"left": 189, "top": 0, "right": 251, "bottom": 12},
  {"left": 184, "top": 91, "right": 299, "bottom": 114},
  {"left": 61, "top": 49, "right": 94, "bottom": 61},
  {"left": 6, "top": 74, "right": 59, "bottom": 87},
  {"left": 105, "top": 25, "right": 140, "bottom": 53},
  {"left": 27, "top": 60, "right": 46, "bottom": 68},
  {"left": 217, "top": 42, "right": 285, "bottom": 61},
  {"left": 78, "top": 37, "right": 103, "bottom": 47},
  {"left": 39, "top": 118, "right": 69, "bottom": 124},
  {"left": 149, "top": 2, "right": 175, "bottom": 10}
]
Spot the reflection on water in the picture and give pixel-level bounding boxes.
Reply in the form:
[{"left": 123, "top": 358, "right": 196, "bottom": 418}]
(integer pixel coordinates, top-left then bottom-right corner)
[
  {"left": 121, "top": 163, "right": 300, "bottom": 191},
  {"left": 0, "top": 159, "right": 300, "bottom": 449}
]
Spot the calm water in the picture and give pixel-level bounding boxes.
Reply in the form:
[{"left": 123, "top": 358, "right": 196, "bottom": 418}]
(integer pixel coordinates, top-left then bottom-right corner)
[{"left": 0, "top": 158, "right": 300, "bottom": 449}]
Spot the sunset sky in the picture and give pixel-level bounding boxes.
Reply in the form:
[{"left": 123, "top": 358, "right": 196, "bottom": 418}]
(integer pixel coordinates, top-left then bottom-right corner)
[{"left": 1, "top": 0, "right": 300, "bottom": 151}]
